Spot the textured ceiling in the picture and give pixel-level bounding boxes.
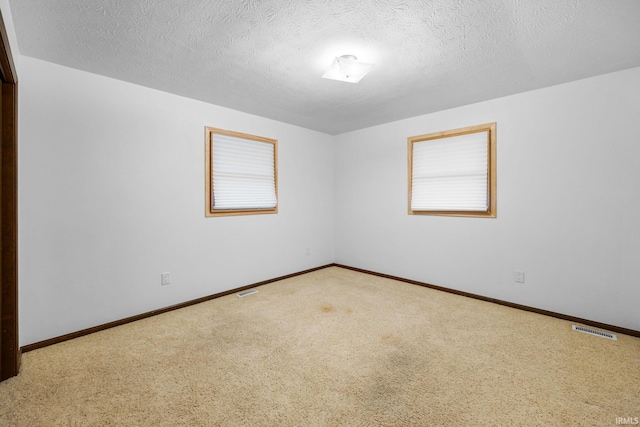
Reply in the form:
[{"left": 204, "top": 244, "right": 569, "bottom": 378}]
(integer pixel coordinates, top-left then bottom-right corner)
[{"left": 8, "top": 0, "right": 640, "bottom": 134}]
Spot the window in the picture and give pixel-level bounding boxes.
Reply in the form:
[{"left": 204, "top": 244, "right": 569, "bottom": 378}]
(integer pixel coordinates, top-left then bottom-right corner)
[
  {"left": 408, "top": 122, "right": 496, "bottom": 217},
  {"left": 205, "top": 127, "right": 278, "bottom": 217}
]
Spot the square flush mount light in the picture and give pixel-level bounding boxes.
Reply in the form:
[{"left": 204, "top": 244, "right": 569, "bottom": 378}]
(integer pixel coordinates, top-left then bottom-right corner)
[{"left": 322, "top": 55, "right": 375, "bottom": 83}]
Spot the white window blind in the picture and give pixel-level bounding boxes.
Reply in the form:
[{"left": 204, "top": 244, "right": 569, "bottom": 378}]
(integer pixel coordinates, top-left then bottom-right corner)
[
  {"left": 212, "top": 133, "right": 277, "bottom": 210},
  {"left": 411, "top": 131, "right": 489, "bottom": 212}
]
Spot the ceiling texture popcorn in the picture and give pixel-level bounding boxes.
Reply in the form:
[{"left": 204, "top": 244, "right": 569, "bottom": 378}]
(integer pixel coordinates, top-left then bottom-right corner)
[{"left": 9, "top": 0, "right": 640, "bottom": 134}]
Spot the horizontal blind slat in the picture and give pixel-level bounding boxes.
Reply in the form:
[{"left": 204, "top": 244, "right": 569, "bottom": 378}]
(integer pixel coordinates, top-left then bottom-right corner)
[
  {"left": 412, "top": 131, "right": 488, "bottom": 212},
  {"left": 212, "top": 132, "right": 277, "bottom": 210}
]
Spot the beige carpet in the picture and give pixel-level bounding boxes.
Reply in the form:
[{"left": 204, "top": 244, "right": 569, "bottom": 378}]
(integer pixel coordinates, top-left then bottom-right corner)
[{"left": 1, "top": 267, "right": 639, "bottom": 426}]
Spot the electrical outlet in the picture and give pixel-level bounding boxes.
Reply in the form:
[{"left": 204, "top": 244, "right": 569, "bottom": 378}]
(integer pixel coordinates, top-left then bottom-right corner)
[
  {"left": 161, "top": 272, "right": 171, "bottom": 286},
  {"left": 305, "top": 248, "right": 310, "bottom": 255},
  {"left": 514, "top": 271, "right": 525, "bottom": 283}
]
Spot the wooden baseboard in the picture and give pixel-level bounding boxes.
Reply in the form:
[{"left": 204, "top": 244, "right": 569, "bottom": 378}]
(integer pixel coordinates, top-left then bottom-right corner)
[
  {"left": 20, "top": 264, "right": 334, "bottom": 353},
  {"left": 21, "top": 262, "right": 639, "bottom": 353},
  {"left": 333, "top": 264, "right": 640, "bottom": 339}
]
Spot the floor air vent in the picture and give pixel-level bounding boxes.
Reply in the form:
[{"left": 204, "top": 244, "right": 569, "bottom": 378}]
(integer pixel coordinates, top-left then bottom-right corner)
[
  {"left": 572, "top": 325, "right": 617, "bottom": 340},
  {"left": 237, "top": 289, "right": 259, "bottom": 297}
]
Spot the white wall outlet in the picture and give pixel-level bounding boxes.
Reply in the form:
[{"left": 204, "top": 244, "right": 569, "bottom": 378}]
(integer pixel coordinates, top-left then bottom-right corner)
[
  {"left": 305, "top": 248, "right": 310, "bottom": 255},
  {"left": 514, "top": 271, "right": 525, "bottom": 283},
  {"left": 161, "top": 272, "right": 171, "bottom": 286}
]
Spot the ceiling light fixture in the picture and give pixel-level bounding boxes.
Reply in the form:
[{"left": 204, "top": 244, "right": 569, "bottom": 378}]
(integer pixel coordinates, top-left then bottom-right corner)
[{"left": 322, "top": 55, "right": 375, "bottom": 83}]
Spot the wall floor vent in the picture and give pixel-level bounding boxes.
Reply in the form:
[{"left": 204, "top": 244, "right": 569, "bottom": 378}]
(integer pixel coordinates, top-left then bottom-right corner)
[
  {"left": 572, "top": 325, "right": 617, "bottom": 340},
  {"left": 237, "top": 289, "right": 259, "bottom": 297}
]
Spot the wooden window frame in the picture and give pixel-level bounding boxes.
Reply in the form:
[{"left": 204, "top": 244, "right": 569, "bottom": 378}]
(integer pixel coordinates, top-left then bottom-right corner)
[
  {"left": 205, "top": 127, "right": 278, "bottom": 217},
  {"left": 408, "top": 122, "right": 497, "bottom": 218}
]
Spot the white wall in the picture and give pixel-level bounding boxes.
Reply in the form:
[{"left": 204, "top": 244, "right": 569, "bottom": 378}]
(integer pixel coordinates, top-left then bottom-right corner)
[
  {"left": 18, "top": 57, "right": 335, "bottom": 346},
  {"left": 16, "top": 51, "right": 640, "bottom": 345},
  {"left": 0, "top": 0, "right": 20, "bottom": 73},
  {"left": 335, "top": 66, "right": 640, "bottom": 331}
]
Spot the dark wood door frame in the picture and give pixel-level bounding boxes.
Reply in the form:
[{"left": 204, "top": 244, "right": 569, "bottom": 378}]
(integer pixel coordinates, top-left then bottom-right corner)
[{"left": 0, "top": 9, "right": 19, "bottom": 382}]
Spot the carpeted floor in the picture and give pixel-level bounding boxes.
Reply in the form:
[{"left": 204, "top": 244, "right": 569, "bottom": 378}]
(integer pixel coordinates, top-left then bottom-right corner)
[{"left": 1, "top": 266, "right": 639, "bottom": 426}]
